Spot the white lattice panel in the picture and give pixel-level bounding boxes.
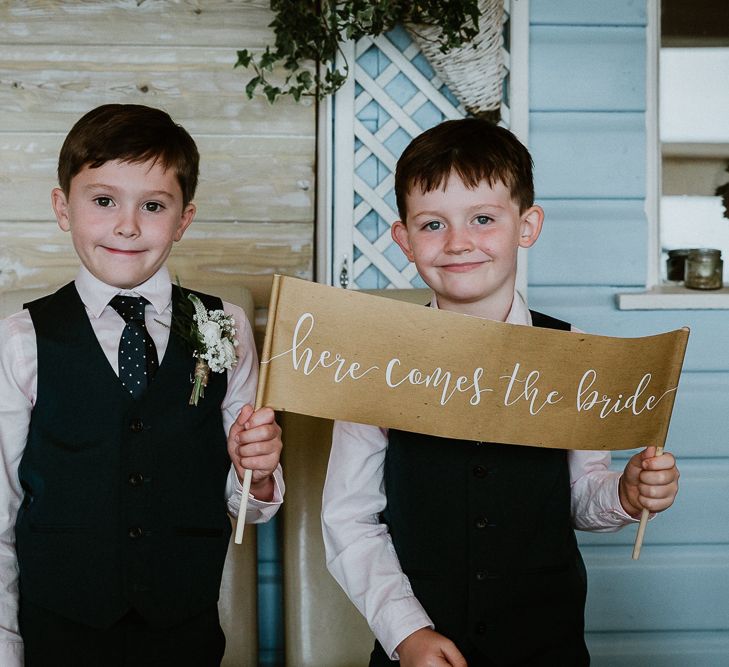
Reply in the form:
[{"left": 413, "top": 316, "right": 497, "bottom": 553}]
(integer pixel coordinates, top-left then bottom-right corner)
[{"left": 330, "top": 3, "right": 520, "bottom": 290}]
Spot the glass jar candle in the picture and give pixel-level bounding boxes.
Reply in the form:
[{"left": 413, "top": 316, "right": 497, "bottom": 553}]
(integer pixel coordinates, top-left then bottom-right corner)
[
  {"left": 684, "top": 248, "right": 723, "bottom": 290},
  {"left": 666, "top": 248, "right": 691, "bottom": 282}
]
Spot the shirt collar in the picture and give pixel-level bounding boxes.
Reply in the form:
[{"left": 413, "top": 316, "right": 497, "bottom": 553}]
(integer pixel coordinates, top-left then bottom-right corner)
[
  {"left": 74, "top": 265, "right": 173, "bottom": 318},
  {"left": 505, "top": 290, "right": 531, "bottom": 325},
  {"left": 428, "top": 289, "right": 531, "bottom": 326}
]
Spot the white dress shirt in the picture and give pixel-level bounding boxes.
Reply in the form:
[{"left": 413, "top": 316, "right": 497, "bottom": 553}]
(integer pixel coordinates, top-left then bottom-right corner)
[
  {"left": 0, "top": 266, "right": 283, "bottom": 665},
  {"left": 321, "top": 290, "right": 637, "bottom": 660}
]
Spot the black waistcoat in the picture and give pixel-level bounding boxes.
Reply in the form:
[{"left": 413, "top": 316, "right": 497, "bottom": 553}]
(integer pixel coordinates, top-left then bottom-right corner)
[
  {"left": 16, "top": 282, "right": 232, "bottom": 629},
  {"left": 383, "top": 311, "right": 588, "bottom": 666}
]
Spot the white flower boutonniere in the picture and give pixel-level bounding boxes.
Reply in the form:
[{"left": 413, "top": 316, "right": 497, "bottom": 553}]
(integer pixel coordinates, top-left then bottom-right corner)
[{"left": 188, "top": 294, "right": 238, "bottom": 405}]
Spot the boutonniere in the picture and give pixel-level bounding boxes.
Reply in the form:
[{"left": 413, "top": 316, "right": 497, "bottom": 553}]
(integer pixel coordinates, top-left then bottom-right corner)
[{"left": 169, "top": 291, "right": 239, "bottom": 405}]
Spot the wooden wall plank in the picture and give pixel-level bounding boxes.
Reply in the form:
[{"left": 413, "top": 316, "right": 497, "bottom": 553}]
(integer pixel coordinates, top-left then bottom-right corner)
[
  {"left": 194, "top": 135, "right": 314, "bottom": 222},
  {"left": 0, "top": 134, "right": 314, "bottom": 223},
  {"left": 582, "top": 545, "right": 729, "bottom": 631},
  {"left": 0, "top": 1, "right": 275, "bottom": 47},
  {"left": 530, "top": 113, "right": 646, "bottom": 198},
  {"left": 530, "top": 0, "right": 647, "bottom": 26},
  {"left": 587, "top": 631, "right": 729, "bottom": 667},
  {"left": 578, "top": 458, "right": 729, "bottom": 546},
  {"left": 607, "top": 371, "right": 729, "bottom": 461},
  {"left": 528, "top": 286, "right": 729, "bottom": 372},
  {"left": 0, "top": 0, "right": 316, "bottom": 348},
  {"left": 663, "top": 371, "right": 729, "bottom": 457},
  {"left": 529, "top": 200, "right": 647, "bottom": 286},
  {"left": 530, "top": 27, "right": 645, "bottom": 111},
  {"left": 0, "top": 44, "right": 313, "bottom": 135}
]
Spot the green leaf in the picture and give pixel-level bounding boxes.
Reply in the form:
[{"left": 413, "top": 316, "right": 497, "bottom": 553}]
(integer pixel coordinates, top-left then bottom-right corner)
[
  {"left": 296, "top": 70, "right": 313, "bottom": 87},
  {"left": 259, "top": 46, "right": 278, "bottom": 70},
  {"left": 264, "top": 85, "right": 282, "bottom": 104},
  {"left": 245, "top": 76, "right": 261, "bottom": 98},
  {"left": 235, "top": 49, "right": 252, "bottom": 68}
]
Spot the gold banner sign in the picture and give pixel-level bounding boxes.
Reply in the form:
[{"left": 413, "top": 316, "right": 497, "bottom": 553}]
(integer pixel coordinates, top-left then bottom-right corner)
[{"left": 258, "top": 276, "right": 689, "bottom": 450}]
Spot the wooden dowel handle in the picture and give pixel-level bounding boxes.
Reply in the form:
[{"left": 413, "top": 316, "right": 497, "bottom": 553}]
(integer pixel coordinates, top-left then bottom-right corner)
[
  {"left": 631, "top": 445, "right": 664, "bottom": 560},
  {"left": 233, "top": 275, "right": 280, "bottom": 546},
  {"left": 234, "top": 469, "right": 253, "bottom": 545}
]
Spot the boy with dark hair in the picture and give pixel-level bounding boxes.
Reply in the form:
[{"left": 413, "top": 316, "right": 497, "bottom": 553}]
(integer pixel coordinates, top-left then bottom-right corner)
[
  {"left": 322, "top": 118, "right": 679, "bottom": 667},
  {"left": 0, "top": 104, "right": 284, "bottom": 666}
]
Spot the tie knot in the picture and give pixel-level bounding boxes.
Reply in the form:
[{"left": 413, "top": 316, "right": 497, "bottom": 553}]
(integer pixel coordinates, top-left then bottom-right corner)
[{"left": 109, "top": 295, "right": 148, "bottom": 324}]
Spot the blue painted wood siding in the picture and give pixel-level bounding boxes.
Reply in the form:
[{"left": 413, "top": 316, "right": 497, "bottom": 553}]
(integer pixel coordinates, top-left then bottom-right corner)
[{"left": 528, "top": 2, "right": 729, "bottom": 664}]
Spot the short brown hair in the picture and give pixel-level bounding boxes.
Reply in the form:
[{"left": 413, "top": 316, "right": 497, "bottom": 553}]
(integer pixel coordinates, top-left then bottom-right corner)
[
  {"left": 57, "top": 104, "right": 199, "bottom": 207},
  {"left": 394, "top": 118, "right": 534, "bottom": 220}
]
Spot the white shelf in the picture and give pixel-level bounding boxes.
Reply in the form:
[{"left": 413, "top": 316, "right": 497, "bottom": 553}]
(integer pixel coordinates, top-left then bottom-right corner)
[{"left": 617, "top": 284, "right": 729, "bottom": 310}]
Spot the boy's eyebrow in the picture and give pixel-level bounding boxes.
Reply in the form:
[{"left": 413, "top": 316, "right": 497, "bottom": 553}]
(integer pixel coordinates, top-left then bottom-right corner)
[
  {"left": 409, "top": 208, "right": 444, "bottom": 219},
  {"left": 80, "top": 182, "right": 176, "bottom": 198},
  {"left": 140, "top": 189, "right": 176, "bottom": 199},
  {"left": 465, "top": 201, "right": 507, "bottom": 212},
  {"left": 410, "top": 202, "right": 507, "bottom": 218}
]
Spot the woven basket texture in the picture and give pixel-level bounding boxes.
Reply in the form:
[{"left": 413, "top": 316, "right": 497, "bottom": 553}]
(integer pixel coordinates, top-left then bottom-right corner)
[{"left": 406, "top": 0, "right": 505, "bottom": 118}]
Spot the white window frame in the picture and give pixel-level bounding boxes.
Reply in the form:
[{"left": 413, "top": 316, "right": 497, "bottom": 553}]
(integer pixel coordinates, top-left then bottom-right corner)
[
  {"left": 617, "top": 0, "right": 729, "bottom": 309},
  {"left": 316, "top": 0, "right": 532, "bottom": 294}
]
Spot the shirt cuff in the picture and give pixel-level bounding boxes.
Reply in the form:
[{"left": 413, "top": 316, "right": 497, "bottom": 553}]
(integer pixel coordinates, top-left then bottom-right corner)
[
  {"left": 226, "top": 465, "right": 284, "bottom": 522},
  {"left": 373, "top": 597, "right": 434, "bottom": 660},
  {"left": 245, "top": 467, "right": 284, "bottom": 505},
  {"left": 573, "top": 470, "right": 654, "bottom": 532}
]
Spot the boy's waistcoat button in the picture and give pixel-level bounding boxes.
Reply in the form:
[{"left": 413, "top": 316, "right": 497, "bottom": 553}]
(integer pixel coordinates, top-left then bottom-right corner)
[
  {"left": 128, "top": 473, "right": 145, "bottom": 486},
  {"left": 129, "top": 418, "right": 144, "bottom": 432},
  {"left": 472, "top": 465, "right": 488, "bottom": 478},
  {"left": 474, "top": 516, "right": 489, "bottom": 529},
  {"left": 128, "top": 526, "right": 143, "bottom": 539}
]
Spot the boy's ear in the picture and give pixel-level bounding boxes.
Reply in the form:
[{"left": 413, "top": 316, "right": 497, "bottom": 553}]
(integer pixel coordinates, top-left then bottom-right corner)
[
  {"left": 518, "top": 205, "right": 544, "bottom": 248},
  {"left": 391, "top": 220, "right": 415, "bottom": 262},
  {"left": 174, "top": 202, "right": 196, "bottom": 242},
  {"left": 51, "top": 188, "right": 71, "bottom": 232}
]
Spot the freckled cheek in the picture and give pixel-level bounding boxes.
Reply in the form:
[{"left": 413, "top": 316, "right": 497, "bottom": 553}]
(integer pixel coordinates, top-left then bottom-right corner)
[
  {"left": 418, "top": 237, "right": 443, "bottom": 253},
  {"left": 415, "top": 248, "right": 440, "bottom": 266}
]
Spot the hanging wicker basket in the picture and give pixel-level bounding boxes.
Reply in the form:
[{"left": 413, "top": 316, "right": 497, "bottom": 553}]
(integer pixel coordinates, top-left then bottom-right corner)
[{"left": 406, "top": 0, "right": 505, "bottom": 120}]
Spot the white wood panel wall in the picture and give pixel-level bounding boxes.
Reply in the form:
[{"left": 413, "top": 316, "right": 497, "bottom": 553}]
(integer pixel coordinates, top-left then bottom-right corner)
[{"left": 0, "top": 0, "right": 315, "bottom": 341}]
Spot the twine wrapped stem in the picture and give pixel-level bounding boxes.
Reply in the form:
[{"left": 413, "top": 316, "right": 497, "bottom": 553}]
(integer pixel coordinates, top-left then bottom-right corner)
[{"left": 189, "top": 358, "right": 210, "bottom": 406}]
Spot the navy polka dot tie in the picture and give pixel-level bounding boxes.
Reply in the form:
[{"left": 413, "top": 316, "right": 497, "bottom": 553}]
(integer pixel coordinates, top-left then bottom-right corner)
[{"left": 109, "top": 295, "right": 159, "bottom": 399}]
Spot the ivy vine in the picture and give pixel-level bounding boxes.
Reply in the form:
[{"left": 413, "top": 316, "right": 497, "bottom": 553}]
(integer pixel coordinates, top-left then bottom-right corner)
[{"left": 235, "top": 0, "right": 483, "bottom": 103}]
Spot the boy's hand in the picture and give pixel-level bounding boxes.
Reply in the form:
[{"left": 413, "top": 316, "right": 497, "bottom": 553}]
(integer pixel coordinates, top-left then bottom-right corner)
[
  {"left": 227, "top": 405, "right": 282, "bottom": 501},
  {"left": 619, "top": 446, "right": 680, "bottom": 517},
  {"left": 397, "top": 628, "right": 467, "bottom": 667}
]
